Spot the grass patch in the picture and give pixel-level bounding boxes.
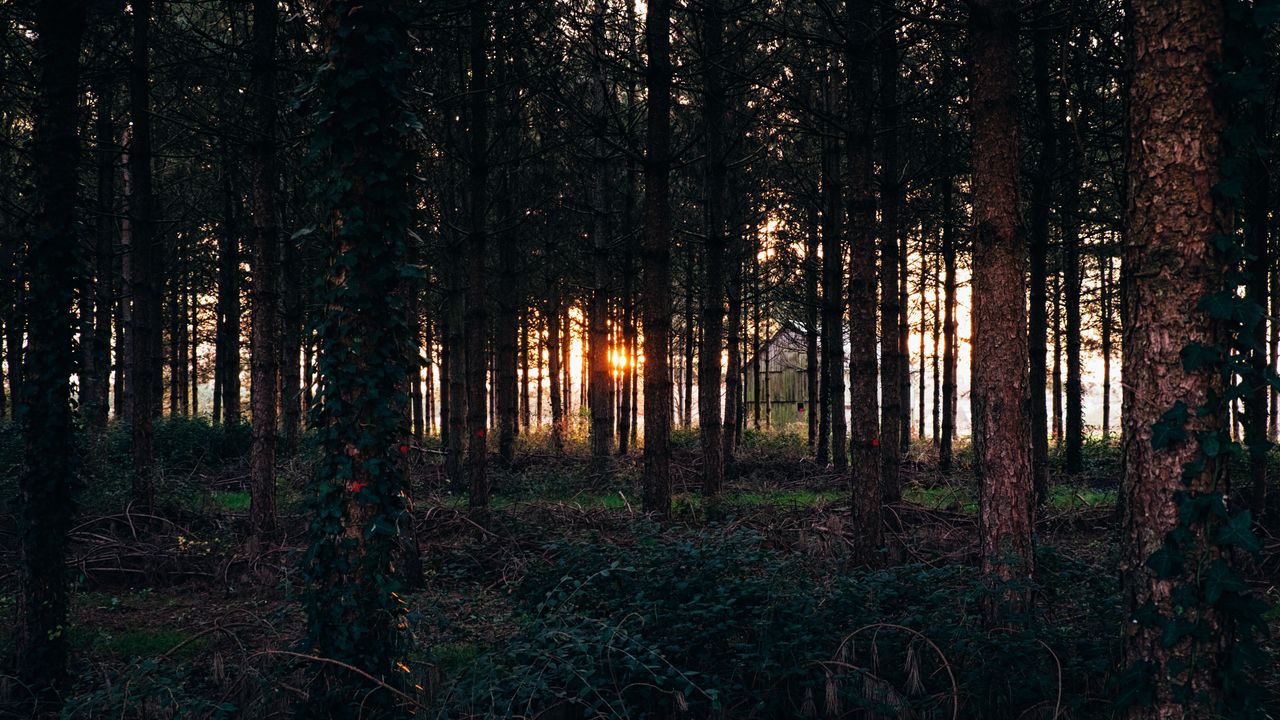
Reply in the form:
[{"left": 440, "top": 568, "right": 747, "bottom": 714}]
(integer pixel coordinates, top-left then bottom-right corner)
[
  {"left": 211, "top": 490, "right": 251, "bottom": 512},
  {"left": 95, "top": 628, "right": 200, "bottom": 659},
  {"left": 1048, "top": 485, "right": 1117, "bottom": 510},
  {"left": 905, "top": 484, "right": 977, "bottom": 513}
]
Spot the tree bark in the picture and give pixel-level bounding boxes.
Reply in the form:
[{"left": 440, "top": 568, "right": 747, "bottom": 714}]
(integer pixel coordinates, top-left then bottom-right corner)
[
  {"left": 248, "top": 0, "right": 280, "bottom": 538},
  {"left": 820, "top": 64, "right": 846, "bottom": 470},
  {"left": 17, "top": 0, "right": 86, "bottom": 700},
  {"left": 128, "top": 0, "right": 159, "bottom": 509},
  {"left": 846, "top": 0, "right": 881, "bottom": 561},
  {"left": 968, "top": 0, "right": 1034, "bottom": 616},
  {"left": 878, "top": 13, "right": 903, "bottom": 500},
  {"left": 1027, "top": 16, "right": 1057, "bottom": 505},
  {"left": 698, "top": 0, "right": 728, "bottom": 495},
  {"left": 642, "top": 0, "right": 674, "bottom": 516},
  {"left": 1122, "top": 0, "right": 1229, "bottom": 712},
  {"left": 940, "top": 178, "right": 957, "bottom": 475},
  {"left": 466, "top": 0, "right": 490, "bottom": 520}
]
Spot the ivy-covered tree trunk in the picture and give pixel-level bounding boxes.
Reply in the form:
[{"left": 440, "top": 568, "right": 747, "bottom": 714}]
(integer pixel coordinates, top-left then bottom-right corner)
[
  {"left": 968, "top": 0, "right": 1034, "bottom": 617},
  {"left": 846, "top": 0, "right": 881, "bottom": 561},
  {"left": 304, "top": 0, "right": 416, "bottom": 712},
  {"left": 16, "top": 0, "right": 86, "bottom": 703},
  {"left": 1121, "top": 0, "right": 1232, "bottom": 714},
  {"left": 641, "top": 0, "right": 674, "bottom": 517},
  {"left": 248, "top": 0, "right": 280, "bottom": 539}
]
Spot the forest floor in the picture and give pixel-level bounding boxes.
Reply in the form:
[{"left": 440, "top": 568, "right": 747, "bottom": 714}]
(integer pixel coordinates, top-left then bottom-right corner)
[{"left": 0, "top": 420, "right": 1278, "bottom": 718}]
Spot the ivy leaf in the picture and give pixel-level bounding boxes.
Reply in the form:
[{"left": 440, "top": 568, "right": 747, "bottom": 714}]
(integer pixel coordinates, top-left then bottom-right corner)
[
  {"left": 1152, "top": 402, "right": 1189, "bottom": 450},
  {"left": 1146, "top": 546, "right": 1182, "bottom": 579},
  {"left": 1213, "top": 511, "right": 1261, "bottom": 553}
]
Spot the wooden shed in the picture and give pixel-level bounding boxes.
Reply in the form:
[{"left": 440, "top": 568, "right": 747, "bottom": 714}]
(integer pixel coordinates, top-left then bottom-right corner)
[{"left": 744, "top": 326, "right": 811, "bottom": 427}]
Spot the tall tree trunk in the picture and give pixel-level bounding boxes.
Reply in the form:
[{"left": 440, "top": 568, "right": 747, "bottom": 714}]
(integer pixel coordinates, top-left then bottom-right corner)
[
  {"left": 1101, "top": 252, "right": 1114, "bottom": 437},
  {"left": 723, "top": 237, "right": 744, "bottom": 468},
  {"left": 280, "top": 221, "right": 302, "bottom": 453},
  {"left": 698, "top": 0, "right": 728, "bottom": 495},
  {"left": 16, "top": 0, "right": 86, "bottom": 701},
  {"left": 128, "top": 0, "right": 159, "bottom": 509},
  {"left": 683, "top": 242, "right": 695, "bottom": 429},
  {"left": 546, "top": 290, "right": 564, "bottom": 452},
  {"left": 846, "top": 0, "right": 881, "bottom": 561},
  {"left": 466, "top": 0, "right": 490, "bottom": 519},
  {"left": 969, "top": 0, "right": 1034, "bottom": 616},
  {"left": 1027, "top": 16, "right": 1057, "bottom": 505},
  {"left": 1244, "top": 100, "right": 1270, "bottom": 518},
  {"left": 820, "top": 65, "right": 847, "bottom": 470},
  {"left": 940, "top": 178, "right": 957, "bottom": 475},
  {"left": 216, "top": 140, "right": 241, "bottom": 426},
  {"left": 1063, "top": 125, "right": 1084, "bottom": 475},
  {"left": 496, "top": 186, "right": 520, "bottom": 467},
  {"left": 878, "top": 13, "right": 903, "bottom": 500},
  {"left": 1052, "top": 270, "right": 1063, "bottom": 443},
  {"left": 305, "top": 1, "right": 415, "bottom": 704},
  {"left": 248, "top": 0, "right": 280, "bottom": 538},
  {"left": 88, "top": 76, "right": 116, "bottom": 436},
  {"left": 641, "top": 0, "right": 674, "bottom": 516},
  {"left": 1122, "top": 0, "right": 1229, "bottom": 712},
  {"left": 805, "top": 206, "right": 820, "bottom": 453}
]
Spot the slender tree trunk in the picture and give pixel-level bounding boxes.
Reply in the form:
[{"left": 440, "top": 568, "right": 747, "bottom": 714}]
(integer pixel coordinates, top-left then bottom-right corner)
[
  {"left": 820, "top": 67, "right": 847, "bottom": 469},
  {"left": 216, "top": 140, "right": 241, "bottom": 427},
  {"left": 931, "top": 249, "right": 941, "bottom": 443},
  {"left": 466, "top": 0, "right": 490, "bottom": 519},
  {"left": 128, "top": 0, "right": 158, "bottom": 509},
  {"left": 642, "top": 0, "right": 674, "bottom": 516},
  {"left": 280, "top": 227, "right": 302, "bottom": 453},
  {"left": 1244, "top": 100, "right": 1270, "bottom": 517},
  {"left": 723, "top": 237, "right": 744, "bottom": 469},
  {"left": 879, "top": 13, "right": 903, "bottom": 500},
  {"left": 16, "top": 0, "right": 86, "bottom": 700},
  {"left": 940, "top": 179, "right": 956, "bottom": 475},
  {"left": 698, "top": 0, "right": 729, "bottom": 494},
  {"left": 88, "top": 77, "right": 116, "bottom": 435},
  {"left": 969, "top": 0, "right": 1034, "bottom": 617},
  {"left": 1052, "top": 270, "right": 1063, "bottom": 444},
  {"left": 805, "top": 206, "right": 820, "bottom": 453},
  {"left": 496, "top": 192, "right": 520, "bottom": 467},
  {"left": 1122, "top": 0, "right": 1228, "bottom": 712},
  {"left": 248, "top": 0, "right": 280, "bottom": 538},
  {"left": 520, "top": 310, "right": 530, "bottom": 433},
  {"left": 1027, "top": 16, "right": 1057, "bottom": 505},
  {"left": 846, "top": 0, "right": 881, "bottom": 561},
  {"left": 1063, "top": 126, "right": 1084, "bottom": 475},
  {"left": 1101, "top": 252, "right": 1114, "bottom": 437},
  {"left": 546, "top": 291, "right": 564, "bottom": 452},
  {"left": 683, "top": 242, "right": 695, "bottom": 429}
]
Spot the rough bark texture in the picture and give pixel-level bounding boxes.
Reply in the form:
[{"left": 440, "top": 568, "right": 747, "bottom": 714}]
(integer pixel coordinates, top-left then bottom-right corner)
[
  {"left": 698, "top": 0, "right": 727, "bottom": 494},
  {"left": 248, "top": 0, "right": 280, "bottom": 538},
  {"left": 846, "top": 0, "right": 881, "bottom": 561},
  {"left": 1122, "top": 0, "right": 1228, "bottom": 714},
  {"left": 969, "top": 0, "right": 1034, "bottom": 613},
  {"left": 723, "top": 240, "right": 744, "bottom": 468},
  {"left": 641, "top": 0, "right": 674, "bottom": 517},
  {"left": 805, "top": 208, "right": 820, "bottom": 455},
  {"left": 88, "top": 76, "right": 116, "bottom": 436},
  {"left": 17, "top": 0, "right": 86, "bottom": 699}
]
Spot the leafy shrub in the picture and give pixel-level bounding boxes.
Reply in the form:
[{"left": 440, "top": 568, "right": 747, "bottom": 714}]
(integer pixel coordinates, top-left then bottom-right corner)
[{"left": 438, "top": 528, "right": 1124, "bottom": 719}]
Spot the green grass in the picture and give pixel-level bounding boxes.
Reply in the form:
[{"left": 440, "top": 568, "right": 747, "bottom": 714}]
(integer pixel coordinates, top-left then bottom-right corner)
[
  {"left": 432, "top": 643, "right": 483, "bottom": 675},
  {"left": 210, "top": 490, "right": 251, "bottom": 512},
  {"left": 903, "top": 482, "right": 1116, "bottom": 514},
  {"left": 94, "top": 628, "right": 201, "bottom": 659}
]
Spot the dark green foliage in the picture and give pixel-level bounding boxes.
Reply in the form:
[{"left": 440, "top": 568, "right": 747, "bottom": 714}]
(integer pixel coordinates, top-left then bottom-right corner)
[
  {"left": 438, "top": 528, "right": 1123, "bottom": 719},
  {"left": 300, "top": 0, "right": 418, "bottom": 716}
]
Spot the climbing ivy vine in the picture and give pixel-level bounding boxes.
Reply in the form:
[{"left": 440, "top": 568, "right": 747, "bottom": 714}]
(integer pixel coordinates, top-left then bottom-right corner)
[
  {"left": 300, "top": 1, "right": 419, "bottom": 716},
  {"left": 1133, "top": 2, "right": 1276, "bottom": 714}
]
